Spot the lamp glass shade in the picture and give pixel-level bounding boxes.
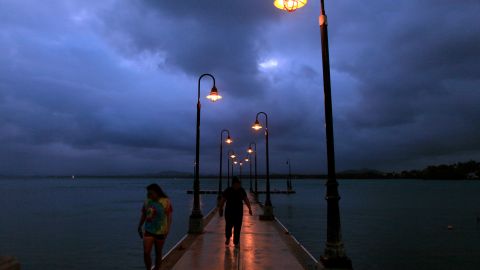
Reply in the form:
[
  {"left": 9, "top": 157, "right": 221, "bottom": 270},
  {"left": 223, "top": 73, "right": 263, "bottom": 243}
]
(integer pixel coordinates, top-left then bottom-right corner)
[
  {"left": 252, "top": 120, "right": 263, "bottom": 131},
  {"left": 273, "top": 0, "right": 307, "bottom": 12},
  {"left": 247, "top": 147, "right": 253, "bottom": 154},
  {"left": 225, "top": 136, "right": 233, "bottom": 144},
  {"left": 206, "top": 86, "right": 222, "bottom": 102}
]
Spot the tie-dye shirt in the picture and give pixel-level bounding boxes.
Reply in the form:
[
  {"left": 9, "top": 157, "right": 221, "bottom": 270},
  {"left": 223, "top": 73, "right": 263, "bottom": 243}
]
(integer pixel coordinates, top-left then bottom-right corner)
[{"left": 142, "top": 197, "right": 172, "bottom": 235}]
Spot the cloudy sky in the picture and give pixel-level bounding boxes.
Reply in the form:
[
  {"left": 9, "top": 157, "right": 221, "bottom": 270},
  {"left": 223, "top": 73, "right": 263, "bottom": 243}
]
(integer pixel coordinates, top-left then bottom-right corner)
[{"left": 0, "top": 0, "right": 479, "bottom": 175}]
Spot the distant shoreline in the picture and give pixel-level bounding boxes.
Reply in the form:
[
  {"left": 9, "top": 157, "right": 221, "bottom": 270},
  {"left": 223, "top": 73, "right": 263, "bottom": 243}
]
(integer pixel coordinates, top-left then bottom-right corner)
[
  {"left": 1, "top": 160, "right": 478, "bottom": 181},
  {"left": 0, "top": 174, "right": 478, "bottom": 181}
]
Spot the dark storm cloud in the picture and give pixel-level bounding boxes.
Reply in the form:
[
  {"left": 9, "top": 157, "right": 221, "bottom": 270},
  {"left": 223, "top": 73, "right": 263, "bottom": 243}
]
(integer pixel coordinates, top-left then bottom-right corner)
[
  {"left": 0, "top": 0, "right": 479, "bottom": 175},
  {"left": 97, "top": 0, "right": 279, "bottom": 98}
]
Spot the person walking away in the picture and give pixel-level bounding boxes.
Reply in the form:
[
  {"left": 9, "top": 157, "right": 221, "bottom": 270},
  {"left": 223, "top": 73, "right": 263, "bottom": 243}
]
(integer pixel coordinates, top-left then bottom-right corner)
[
  {"left": 219, "top": 177, "right": 252, "bottom": 248},
  {"left": 138, "top": 184, "right": 173, "bottom": 270}
]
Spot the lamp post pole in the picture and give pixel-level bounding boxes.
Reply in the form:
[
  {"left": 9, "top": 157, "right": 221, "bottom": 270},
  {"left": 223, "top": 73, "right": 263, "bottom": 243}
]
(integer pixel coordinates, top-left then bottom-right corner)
[
  {"left": 248, "top": 153, "right": 253, "bottom": 192},
  {"left": 239, "top": 161, "right": 243, "bottom": 181},
  {"left": 227, "top": 150, "right": 235, "bottom": 188},
  {"left": 253, "top": 112, "right": 274, "bottom": 220},
  {"left": 249, "top": 142, "right": 258, "bottom": 195},
  {"left": 287, "top": 159, "right": 292, "bottom": 191},
  {"left": 218, "top": 129, "right": 231, "bottom": 205},
  {"left": 318, "top": 0, "right": 352, "bottom": 267},
  {"left": 189, "top": 73, "right": 218, "bottom": 234}
]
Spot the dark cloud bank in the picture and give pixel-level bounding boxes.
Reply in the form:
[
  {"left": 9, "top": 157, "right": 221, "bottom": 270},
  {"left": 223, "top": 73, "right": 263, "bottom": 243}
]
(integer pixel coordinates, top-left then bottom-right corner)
[{"left": 0, "top": 0, "right": 479, "bottom": 175}]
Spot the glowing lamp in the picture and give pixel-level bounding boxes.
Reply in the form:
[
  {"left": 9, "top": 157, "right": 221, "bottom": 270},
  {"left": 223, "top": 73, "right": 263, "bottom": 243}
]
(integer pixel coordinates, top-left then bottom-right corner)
[
  {"left": 274, "top": 0, "right": 307, "bottom": 12},
  {"left": 234, "top": 161, "right": 238, "bottom": 165},
  {"left": 230, "top": 154, "right": 236, "bottom": 159},
  {"left": 252, "top": 120, "right": 263, "bottom": 131},
  {"left": 225, "top": 136, "right": 233, "bottom": 144},
  {"left": 206, "top": 86, "right": 222, "bottom": 102},
  {"left": 244, "top": 158, "right": 249, "bottom": 162},
  {"left": 247, "top": 147, "right": 253, "bottom": 154}
]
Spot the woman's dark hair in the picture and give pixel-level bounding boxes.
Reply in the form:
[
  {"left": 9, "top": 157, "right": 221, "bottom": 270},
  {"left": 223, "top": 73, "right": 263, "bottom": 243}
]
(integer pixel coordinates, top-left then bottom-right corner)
[{"left": 146, "top": 183, "right": 168, "bottom": 198}]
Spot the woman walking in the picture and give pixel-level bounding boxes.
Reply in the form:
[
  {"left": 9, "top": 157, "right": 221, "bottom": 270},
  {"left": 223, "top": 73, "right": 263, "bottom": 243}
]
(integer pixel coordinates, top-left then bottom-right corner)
[{"left": 138, "top": 184, "right": 173, "bottom": 270}]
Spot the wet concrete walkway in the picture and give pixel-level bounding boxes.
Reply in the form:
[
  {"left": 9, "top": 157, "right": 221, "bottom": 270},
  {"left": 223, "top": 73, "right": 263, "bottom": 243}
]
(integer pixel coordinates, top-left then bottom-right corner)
[{"left": 167, "top": 194, "right": 316, "bottom": 270}]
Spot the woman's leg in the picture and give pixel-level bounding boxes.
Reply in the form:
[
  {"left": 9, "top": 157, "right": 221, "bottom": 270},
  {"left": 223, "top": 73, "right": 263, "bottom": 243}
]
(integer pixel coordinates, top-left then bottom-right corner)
[
  {"left": 153, "top": 238, "right": 166, "bottom": 270},
  {"left": 143, "top": 236, "right": 155, "bottom": 270}
]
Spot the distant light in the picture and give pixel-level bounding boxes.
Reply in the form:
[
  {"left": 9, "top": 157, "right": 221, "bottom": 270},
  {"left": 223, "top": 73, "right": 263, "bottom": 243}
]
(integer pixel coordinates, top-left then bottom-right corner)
[
  {"left": 230, "top": 154, "right": 236, "bottom": 159},
  {"left": 247, "top": 147, "right": 254, "bottom": 154},
  {"left": 258, "top": 59, "right": 279, "bottom": 69},
  {"left": 244, "top": 158, "right": 249, "bottom": 162},
  {"left": 234, "top": 161, "right": 238, "bottom": 165},
  {"left": 225, "top": 136, "right": 233, "bottom": 144},
  {"left": 274, "top": 0, "right": 308, "bottom": 12}
]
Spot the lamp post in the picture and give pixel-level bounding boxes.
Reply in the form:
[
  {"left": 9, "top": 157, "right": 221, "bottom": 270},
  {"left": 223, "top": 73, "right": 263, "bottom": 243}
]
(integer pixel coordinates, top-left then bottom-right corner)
[
  {"left": 239, "top": 160, "right": 244, "bottom": 181},
  {"left": 218, "top": 129, "right": 233, "bottom": 205},
  {"left": 227, "top": 150, "right": 236, "bottom": 188},
  {"left": 233, "top": 159, "right": 239, "bottom": 178},
  {"left": 190, "top": 73, "right": 222, "bottom": 234},
  {"left": 247, "top": 152, "right": 253, "bottom": 192},
  {"left": 273, "top": 0, "right": 352, "bottom": 268},
  {"left": 248, "top": 143, "right": 258, "bottom": 195},
  {"left": 286, "top": 159, "right": 292, "bottom": 192},
  {"left": 252, "top": 112, "right": 274, "bottom": 220}
]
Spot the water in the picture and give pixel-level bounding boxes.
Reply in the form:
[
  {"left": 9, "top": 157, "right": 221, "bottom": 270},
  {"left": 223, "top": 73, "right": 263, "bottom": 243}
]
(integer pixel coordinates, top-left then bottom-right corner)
[{"left": 1, "top": 178, "right": 479, "bottom": 270}]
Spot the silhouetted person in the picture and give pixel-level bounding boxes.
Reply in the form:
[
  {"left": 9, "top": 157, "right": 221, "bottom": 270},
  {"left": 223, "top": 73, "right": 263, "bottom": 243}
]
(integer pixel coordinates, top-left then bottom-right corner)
[
  {"left": 219, "top": 176, "right": 252, "bottom": 248},
  {"left": 137, "top": 184, "right": 173, "bottom": 270}
]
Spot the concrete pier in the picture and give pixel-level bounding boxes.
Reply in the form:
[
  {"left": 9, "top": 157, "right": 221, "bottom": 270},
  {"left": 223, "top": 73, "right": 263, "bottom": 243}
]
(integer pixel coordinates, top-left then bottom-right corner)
[{"left": 162, "top": 194, "right": 321, "bottom": 270}]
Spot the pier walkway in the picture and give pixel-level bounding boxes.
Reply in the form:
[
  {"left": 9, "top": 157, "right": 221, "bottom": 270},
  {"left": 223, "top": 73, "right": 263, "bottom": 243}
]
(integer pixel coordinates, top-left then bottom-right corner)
[{"left": 162, "top": 194, "right": 320, "bottom": 270}]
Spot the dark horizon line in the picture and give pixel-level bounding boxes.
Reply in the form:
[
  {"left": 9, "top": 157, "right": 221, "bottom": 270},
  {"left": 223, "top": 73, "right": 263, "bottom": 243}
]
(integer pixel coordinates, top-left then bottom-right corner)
[{"left": 1, "top": 159, "right": 478, "bottom": 180}]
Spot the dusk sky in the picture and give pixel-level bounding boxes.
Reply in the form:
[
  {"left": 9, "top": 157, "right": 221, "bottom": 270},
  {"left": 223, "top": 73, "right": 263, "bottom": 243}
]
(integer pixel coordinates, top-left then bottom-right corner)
[{"left": 1, "top": 0, "right": 479, "bottom": 175}]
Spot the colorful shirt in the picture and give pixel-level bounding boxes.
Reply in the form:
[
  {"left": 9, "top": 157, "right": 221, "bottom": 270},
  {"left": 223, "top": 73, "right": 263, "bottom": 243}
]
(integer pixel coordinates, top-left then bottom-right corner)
[{"left": 142, "top": 197, "right": 172, "bottom": 235}]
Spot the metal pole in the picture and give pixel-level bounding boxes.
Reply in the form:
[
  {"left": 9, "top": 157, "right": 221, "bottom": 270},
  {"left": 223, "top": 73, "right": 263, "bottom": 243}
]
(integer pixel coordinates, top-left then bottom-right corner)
[
  {"left": 249, "top": 154, "right": 253, "bottom": 192},
  {"left": 227, "top": 157, "right": 230, "bottom": 188},
  {"left": 253, "top": 143, "right": 258, "bottom": 195},
  {"left": 257, "top": 112, "right": 274, "bottom": 220},
  {"left": 190, "top": 73, "right": 215, "bottom": 234},
  {"left": 287, "top": 159, "right": 292, "bottom": 191},
  {"left": 318, "top": 0, "right": 352, "bottom": 267},
  {"left": 218, "top": 129, "right": 230, "bottom": 205}
]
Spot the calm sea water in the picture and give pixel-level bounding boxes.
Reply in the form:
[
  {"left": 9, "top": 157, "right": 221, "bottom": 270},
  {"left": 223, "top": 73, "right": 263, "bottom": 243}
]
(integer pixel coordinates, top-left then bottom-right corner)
[{"left": 1, "top": 178, "right": 479, "bottom": 270}]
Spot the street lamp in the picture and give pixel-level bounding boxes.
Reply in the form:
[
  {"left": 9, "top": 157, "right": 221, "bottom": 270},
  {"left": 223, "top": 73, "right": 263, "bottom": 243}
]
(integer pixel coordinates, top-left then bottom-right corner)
[
  {"left": 218, "top": 129, "right": 233, "bottom": 206},
  {"left": 273, "top": 1, "right": 352, "bottom": 268},
  {"left": 227, "top": 150, "right": 236, "bottom": 188},
  {"left": 248, "top": 142, "right": 258, "bottom": 195},
  {"left": 252, "top": 112, "right": 274, "bottom": 220},
  {"left": 190, "top": 73, "right": 222, "bottom": 234},
  {"left": 274, "top": 0, "right": 307, "bottom": 12}
]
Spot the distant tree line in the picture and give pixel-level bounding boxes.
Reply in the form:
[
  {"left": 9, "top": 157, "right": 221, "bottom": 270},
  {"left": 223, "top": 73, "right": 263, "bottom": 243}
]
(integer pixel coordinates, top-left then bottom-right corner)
[{"left": 394, "top": 160, "right": 480, "bottom": 180}]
